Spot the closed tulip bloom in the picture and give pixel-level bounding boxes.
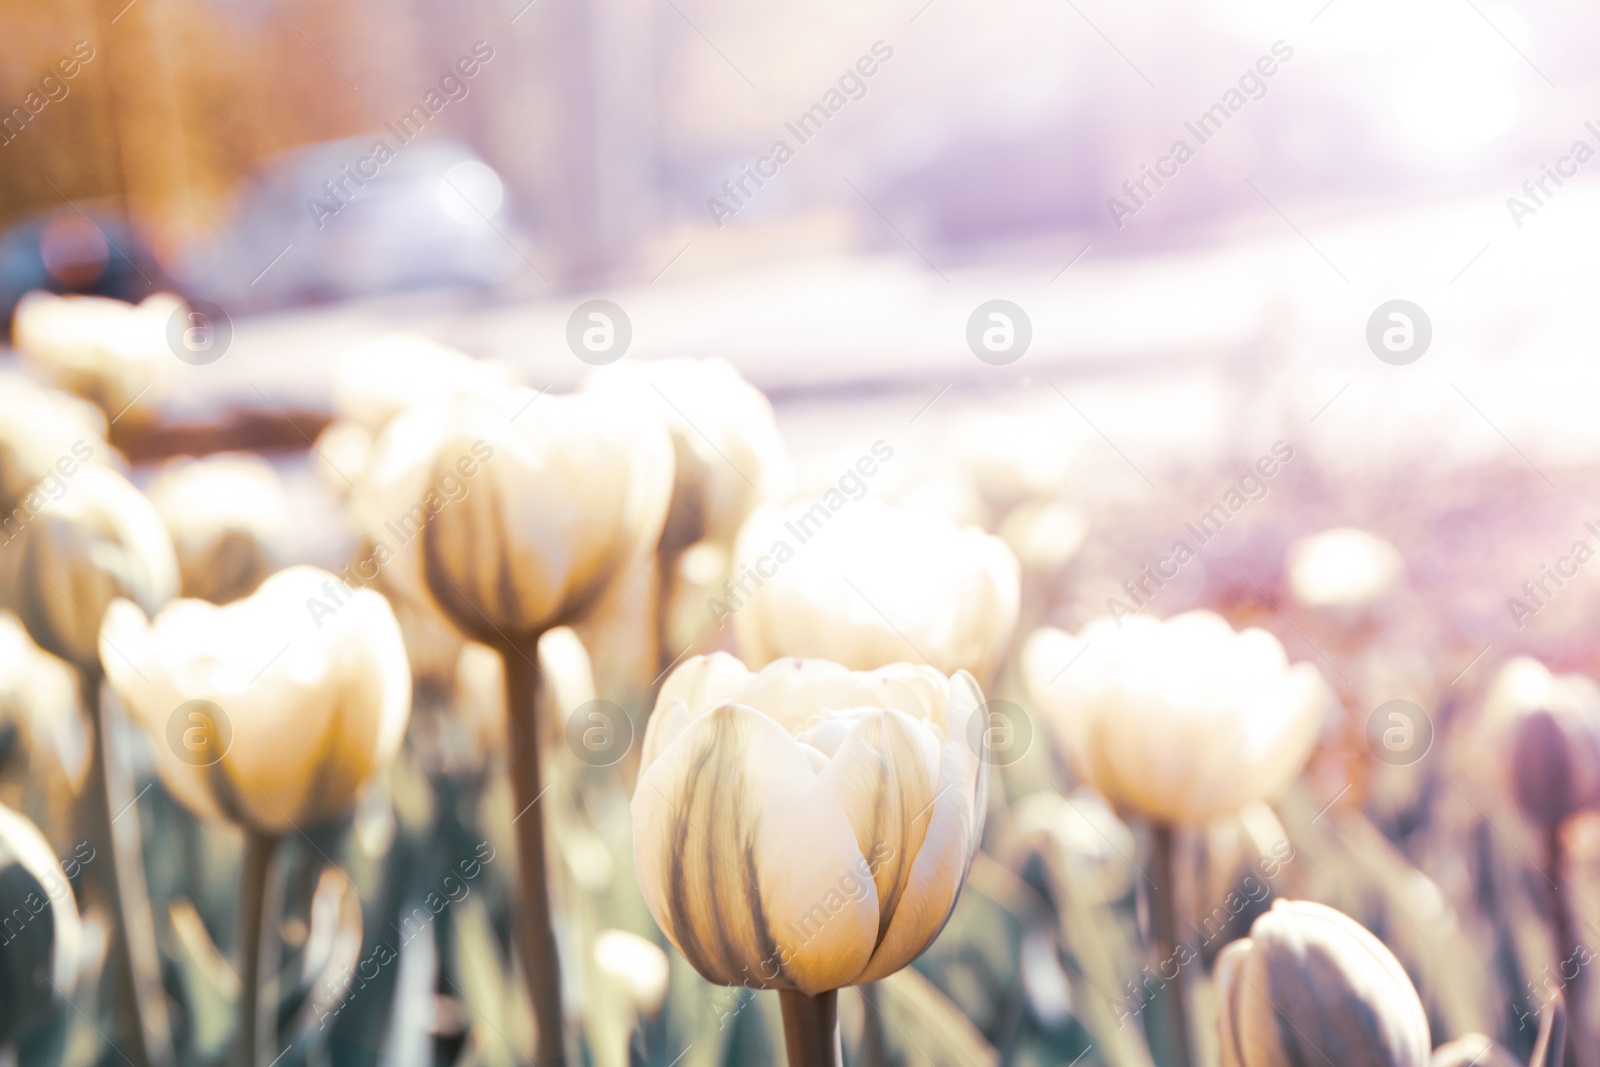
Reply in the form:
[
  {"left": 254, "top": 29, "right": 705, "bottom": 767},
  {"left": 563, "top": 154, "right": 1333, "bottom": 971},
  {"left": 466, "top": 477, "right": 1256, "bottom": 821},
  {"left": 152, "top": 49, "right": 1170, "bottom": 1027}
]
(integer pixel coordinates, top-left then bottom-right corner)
[
  {"left": 332, "top": 332, "right": 515, "bottom": 434},
  {"left": 1483, "top": 657, "right": 1600, "bottom": 826},
  {"left": 730, "top": 499, "right": 1020, "bottom": 681},
  {"left": 0, "top": 801, "right": 83, "bottom": 1044},
  {"left": 357, "top": 386, "right": 673, "bottom": 645},
  {"left": 632, "top": 654, "right": 988, "bottom": 995},
  {"left": 12, "top": 291, "right": 183, "bottom": 417},
  {"left": 1217, "top": 899, "right": 1430, "bottom": 1067},
  {"left": 1286, "top": 527, "right": 1404, "bottom": 614},
  {"left": 584, "top": 358, "right": 792, "bottom": 551},
  {"left": 1023, "top": 612, "right": 1327, "bottom": 824},
  {"left": 97, "top": 566, "right": 410, "bottom": 832},
  {"left": 0, "top": 371, "right": 106, "bottom": 513},
  {"left": 0, "top": 465, "right": 177, "bottom": 672},
  {"left": 147, "top": 453, "right": 290, "bottom": 604}
]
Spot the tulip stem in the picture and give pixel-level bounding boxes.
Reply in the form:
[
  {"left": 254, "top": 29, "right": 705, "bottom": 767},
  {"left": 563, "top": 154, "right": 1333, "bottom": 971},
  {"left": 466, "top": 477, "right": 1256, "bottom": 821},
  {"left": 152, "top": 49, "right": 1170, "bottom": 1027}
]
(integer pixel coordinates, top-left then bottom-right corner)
[
  {"left": 777, "top": 989, "right": 842, "bottom": 1067},
  {"left": 1545, "top": 825, "right": 1582, "bottom": 1067},
  {"left": 1149, "top": 822, "right": 1194, "bottom": 1067},
  {"left": 236, "top": 830, "right": 280, "bottom": 1067},
  {"left": 81, "top": 670, "right": 173, "bottom": 1067},
  {"left": 501, "top": 643, "right": 569, "bottom": 1066}
]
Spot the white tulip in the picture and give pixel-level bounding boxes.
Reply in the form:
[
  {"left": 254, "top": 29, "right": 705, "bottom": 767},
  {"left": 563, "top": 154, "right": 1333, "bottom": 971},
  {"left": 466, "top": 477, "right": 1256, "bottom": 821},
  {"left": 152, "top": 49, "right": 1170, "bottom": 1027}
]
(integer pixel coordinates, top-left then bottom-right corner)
[
  {"left": 584, "top": 357, "right": 791, "bottom": 550},
  {"left": 332, "top": 332, "right": 515, "bottom": 434},
  {"left": 729, "top": 499, "right": 1019, "bottom": 681},
  {"left": 98, "top": 566, "right": 411, "bottom": 832},
  {"left": 0, "top": 370, "right": 107, "bottom": 512},
  {"left": 356, "top": 385, "right": 673, "bottom": 645},
  {"left": 12, "top": 291, "right": 182, "bottom": 416},
  {"left": 147, "top": 453, "right": 290, "bottom": 603},
  {"left": 1023, "top": 611, "right": 1327, "bottom": 824},
  {"left": 632, "top": 653, "right": 988, "bottom": 995}
]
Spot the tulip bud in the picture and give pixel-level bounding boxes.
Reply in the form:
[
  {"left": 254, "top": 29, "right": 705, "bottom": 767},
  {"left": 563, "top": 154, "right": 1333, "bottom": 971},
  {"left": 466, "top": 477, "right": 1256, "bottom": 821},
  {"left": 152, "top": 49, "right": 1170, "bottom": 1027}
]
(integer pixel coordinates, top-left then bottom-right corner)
[
  {"left": 1286, "top": 527, "right": 1404, "bottom": 617},
  {"left": 1483, "top": 658, "right": 1600, "bottom": 827},
  {"left": 147, "top": 453, "right": 289, "bottom": 604},
  {"left": 357, "top": 386, "right": 673, "bottom": 646},
  {"left": 0, "top": 613, "right": 90, "bottom": 808},
  {"left": 0, "top": 465, "right": 177, "bottom": 672},
  {"left": 0, "top": 371, "right": 107, "bottom": 514},
  {"left": 98, "top": 566, "right": 411, "bottom": 832},
  {"left": 0, "top": 801, "right": 83, "bottom": 1045},
  {"left": 1024, "top": 611, "right": 1329, "bottom": 824},
  {"left": 13, "top": 291, "right": 182, "bottom": 419},
  {"left": 1216, "top": 899, "right": 1430, "bottom": 1067},
  {"left": 584, "top": 358, "right": 792, "bottom": 553},
  {"left": 730, "top": 499, "right": 1020, "bottom": 681},
  {"left": 332, "top": 332, "right": 515, "bottom": 434},
  {"left": 632, "top": 654, "right": 988, "bottom": 995},
  {"left": 1428, "top": 1034, "right": 1518, "bottom": 1067}
]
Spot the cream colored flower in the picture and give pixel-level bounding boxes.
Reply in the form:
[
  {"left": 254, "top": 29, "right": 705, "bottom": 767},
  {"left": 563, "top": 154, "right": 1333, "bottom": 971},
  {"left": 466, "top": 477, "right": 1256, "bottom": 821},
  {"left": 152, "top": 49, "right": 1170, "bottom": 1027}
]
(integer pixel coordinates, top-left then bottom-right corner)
[
  {"left": 357, "top": 386, "right": 672, "bottom": 645},
  {"left": 594, "top": 928, "right": 670, "bottom": 1015},
  {"left": 0, "top": 800, "right": 83, "bottom": 1039},
  {"left": 0, "top": 465, "right": 177, "bottom": 671},
  {"left": 1217, "top": 899, "right": 1430, "bottom": 1067},
  {"left": 632, "top": 654, "right": 988, "bottom": 995},
  {"left": 1429, "top": 1034, "right": 1519, "bottom": 1067},
  {"left": 730, "top": 499, "right": 1019, "bottom": 681},
  {"left": 147, "top": 453, "right": 290, "bottom": 604},
  {"left": 0, "top": 370, "right": 107, "bottom": 512},
  {"left": 1023, "top": 611, "right": 1327, "bottom": 824},
  {"left": 584, "top": 358, "right": 791, "bottom": 551},
  {"left": 12, "top": 291, "right": 183, "bottom": 416},
  {"left": 332, "top": 332, "right": 515, "bottom": 434},
  {"left": 98, "top": 566, "right": 410, "bottom": 832},
  {"left": 0, "top": 612, "right": 89, "bottom": 794},
  {"left": 1286, "top": 527, "right": 1403, "bottom": 613}
]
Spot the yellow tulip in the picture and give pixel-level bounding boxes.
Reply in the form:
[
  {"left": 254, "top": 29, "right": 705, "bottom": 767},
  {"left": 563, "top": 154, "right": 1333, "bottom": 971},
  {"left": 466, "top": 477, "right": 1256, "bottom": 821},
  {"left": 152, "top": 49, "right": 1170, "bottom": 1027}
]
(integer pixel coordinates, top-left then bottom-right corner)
[
  {"left": 0, "top": 370, "right": 106, "bottom": 513},
  {"left": 12, "top": 291, "right": 182, "bottom": 417},
  {"left": 632, "top": 653, "right": 988, "bottom": 995}
]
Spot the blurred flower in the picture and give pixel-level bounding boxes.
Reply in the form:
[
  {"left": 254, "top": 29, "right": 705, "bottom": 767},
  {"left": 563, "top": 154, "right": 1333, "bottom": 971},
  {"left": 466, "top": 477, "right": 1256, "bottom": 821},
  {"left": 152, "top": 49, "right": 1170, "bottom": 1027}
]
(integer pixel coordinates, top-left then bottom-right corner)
[
  {"left": 312, "top": 420, "right": 374, "bottom": 497},
  {"left": 332, "top": 332, "right": 515, "bottom": 434},
  {"left": 594, "top": 928, "right": 670, "bottom": 1016},
  {"left": 0, "top": 370, "right": 107, "bottom": 512},
  {"left": 0, "top": 800, "right": 83, "bottom": 1043},
  {"left": 0, "top": 613, "right": 89, "bottom": 797},
  {"left": 1216, "top": 899, "right": 1430, "bottom": 1067},
  {"left": 1483, "top": 657, "right": 1600, "bottom": 827},
  {"left": 1023, "top": 611, "right": 1327, "bottom": 824},
  {"left": 357, "top": 386, "right": 673, "bottom": 645},
  {"left": 999, "top": 499, "right": 1089, "bottom": 573},
  {"left": 949, "top": 411, "right": 1075, "bottom": 520},
  {"left": 1429, "top": 1034, "right": 1519, "bottom": 1067},
  {"left": 0, "top": 465, "right": 177, "bottom": 671},
  {"left": 98, "top": 565, "right": 411, "bottom": 832},
  {"left": 12, "top": 291, "right": 184, "bottom": 417},
  {"left": 730, "top": 499, "right": 1020, "bottom": 680},
  {"left": 584, "top": 357, "right": 792, "bottom": 552},
  {"left": 632, "top": 654, "right": 988, "bottom": 995},
  {"left": 147, "top": 453, "right": 290, "bottom": 604},
  {"left": 1000, "top": 789, "right": 1135, "bottom": 904},
  {"left": 1286, "top": 527, "right": 1404, "bottom": 615}
]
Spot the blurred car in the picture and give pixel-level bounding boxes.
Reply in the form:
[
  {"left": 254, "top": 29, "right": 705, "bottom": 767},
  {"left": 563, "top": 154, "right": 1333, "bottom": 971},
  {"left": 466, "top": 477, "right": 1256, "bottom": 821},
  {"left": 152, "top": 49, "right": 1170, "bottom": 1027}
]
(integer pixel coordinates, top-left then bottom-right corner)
[
  {"left": 0, "top": 207, "right": 167, "bottom": 328},
  {"left": 179, "top": 136, "right": 522, "bottom": 312}
]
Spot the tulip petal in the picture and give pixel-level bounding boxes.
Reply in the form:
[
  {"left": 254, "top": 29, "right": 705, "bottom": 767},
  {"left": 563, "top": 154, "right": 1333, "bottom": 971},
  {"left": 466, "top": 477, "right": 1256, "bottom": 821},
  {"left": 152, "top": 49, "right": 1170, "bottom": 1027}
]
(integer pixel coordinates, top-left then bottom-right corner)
[{"left": 632, "top": 702, "right": 877, "bottom": 995}]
